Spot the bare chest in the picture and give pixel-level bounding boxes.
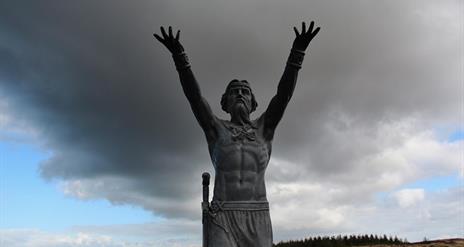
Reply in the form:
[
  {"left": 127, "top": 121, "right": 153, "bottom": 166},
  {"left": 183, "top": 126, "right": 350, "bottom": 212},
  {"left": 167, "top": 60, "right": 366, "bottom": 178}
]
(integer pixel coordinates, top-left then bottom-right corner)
[{"left": 208, "top": 121, "right": 271, "bottom": 172}]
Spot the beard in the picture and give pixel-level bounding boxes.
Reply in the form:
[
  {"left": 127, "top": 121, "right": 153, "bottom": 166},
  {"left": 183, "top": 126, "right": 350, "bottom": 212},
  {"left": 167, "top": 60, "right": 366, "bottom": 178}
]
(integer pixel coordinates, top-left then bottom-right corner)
[
  {"left": 233, "top": 101, "right": 249, "bottom": 115},
  {"left": 230, "top": 100, "right": 252, "bottom": 125}
]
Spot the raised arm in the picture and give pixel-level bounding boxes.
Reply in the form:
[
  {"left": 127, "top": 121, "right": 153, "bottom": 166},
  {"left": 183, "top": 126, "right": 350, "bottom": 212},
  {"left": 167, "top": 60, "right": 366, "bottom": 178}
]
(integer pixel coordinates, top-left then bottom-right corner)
[
  {"left": 154, "top": 26, "right": 217, "bottom": 139},
  {"left": 263, "top": 21, "right": 320, "bottom": 138}
]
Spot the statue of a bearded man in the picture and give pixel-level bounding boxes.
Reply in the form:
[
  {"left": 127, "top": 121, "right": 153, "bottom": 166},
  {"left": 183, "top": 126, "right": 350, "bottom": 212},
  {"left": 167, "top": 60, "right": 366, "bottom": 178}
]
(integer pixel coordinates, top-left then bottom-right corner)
[{"left": 154, "top": 21, "right": 320, "bottom": 247}]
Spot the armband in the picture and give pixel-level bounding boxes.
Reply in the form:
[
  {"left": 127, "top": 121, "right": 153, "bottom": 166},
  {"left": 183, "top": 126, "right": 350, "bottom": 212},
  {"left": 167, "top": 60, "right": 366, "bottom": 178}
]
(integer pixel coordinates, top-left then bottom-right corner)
[
  {"left": 286, "top": 49, "right": 305, "bottom": 69},
  {"left": 172, "top": 52, "right": 191, "bottom": 70}
]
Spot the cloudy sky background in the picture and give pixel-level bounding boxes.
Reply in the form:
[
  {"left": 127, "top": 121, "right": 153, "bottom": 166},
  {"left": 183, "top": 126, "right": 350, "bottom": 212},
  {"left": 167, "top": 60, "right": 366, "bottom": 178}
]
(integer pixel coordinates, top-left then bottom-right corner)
[{"left": 1, "top": 0, "right": 462, "bottom": 246}]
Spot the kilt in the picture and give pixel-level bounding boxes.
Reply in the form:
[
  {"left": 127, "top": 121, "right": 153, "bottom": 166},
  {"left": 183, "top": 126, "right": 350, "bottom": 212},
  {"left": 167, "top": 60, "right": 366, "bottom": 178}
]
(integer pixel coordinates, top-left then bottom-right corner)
[{"left": 207, "top": 201, "right": 272, "bottom": 247}]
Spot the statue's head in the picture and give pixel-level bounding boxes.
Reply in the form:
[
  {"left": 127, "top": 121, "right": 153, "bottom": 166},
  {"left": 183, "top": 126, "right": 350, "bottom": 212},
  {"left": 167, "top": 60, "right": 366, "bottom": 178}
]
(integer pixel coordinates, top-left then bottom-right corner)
[{"left": 221, "top": 79, "right": 258, "bottom": 114}]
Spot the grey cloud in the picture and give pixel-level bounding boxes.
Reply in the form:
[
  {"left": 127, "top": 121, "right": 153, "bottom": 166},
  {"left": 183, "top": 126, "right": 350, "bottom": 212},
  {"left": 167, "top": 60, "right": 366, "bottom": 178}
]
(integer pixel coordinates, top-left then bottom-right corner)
[{"left": 0, "top": 0, "right": 461, "bottom": 232}]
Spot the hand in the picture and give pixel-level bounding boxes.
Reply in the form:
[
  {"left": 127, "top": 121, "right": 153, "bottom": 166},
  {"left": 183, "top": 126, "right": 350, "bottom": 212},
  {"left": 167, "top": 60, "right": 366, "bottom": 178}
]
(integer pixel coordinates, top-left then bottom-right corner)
[
  {"left": 292, "top": 21, "right": 320, "bottom": 51},
  {"left": 154, "top": 26, "right": 184, "bottom": 54}
]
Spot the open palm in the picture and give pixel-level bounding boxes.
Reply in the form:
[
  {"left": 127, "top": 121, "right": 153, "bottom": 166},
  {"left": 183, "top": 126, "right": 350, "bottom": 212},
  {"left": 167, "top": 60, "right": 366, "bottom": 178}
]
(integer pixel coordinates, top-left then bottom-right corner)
[
  {"left": 292, "top": 21, "right": 320, "bottom": 51},
  {"left": 154, "top": 26, "right": 184, "bottom": 54}
]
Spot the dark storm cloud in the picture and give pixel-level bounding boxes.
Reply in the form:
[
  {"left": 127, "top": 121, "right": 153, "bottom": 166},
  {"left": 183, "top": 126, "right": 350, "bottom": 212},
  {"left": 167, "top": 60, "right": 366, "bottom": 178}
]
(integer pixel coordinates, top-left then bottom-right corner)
[
  {"left": 0, "top": 0, "right": 212, "bottom": 215},
  {"left": 0, "top": 0, "right": 460, "bottom": 222}
]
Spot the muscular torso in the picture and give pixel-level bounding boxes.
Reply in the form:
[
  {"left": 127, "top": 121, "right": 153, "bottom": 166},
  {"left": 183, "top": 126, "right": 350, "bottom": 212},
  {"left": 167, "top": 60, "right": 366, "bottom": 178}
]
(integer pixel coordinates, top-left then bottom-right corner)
[{"left": 207, "top": 116, "right": 272, "bottom": 202}]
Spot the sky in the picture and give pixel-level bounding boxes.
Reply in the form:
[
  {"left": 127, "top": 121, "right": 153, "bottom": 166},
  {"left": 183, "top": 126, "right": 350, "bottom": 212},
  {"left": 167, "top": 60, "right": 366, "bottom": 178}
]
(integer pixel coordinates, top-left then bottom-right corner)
[{"left": 0, "top": 0, "right": 463, "bottom": 246}]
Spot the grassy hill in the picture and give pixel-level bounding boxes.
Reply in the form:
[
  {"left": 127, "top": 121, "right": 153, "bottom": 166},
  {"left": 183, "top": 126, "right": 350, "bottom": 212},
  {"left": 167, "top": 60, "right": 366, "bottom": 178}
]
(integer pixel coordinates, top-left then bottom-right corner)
[
  {"left": 390, "top": 238, "right": 463, "bottom": 247},
  {"left": 274, "top": 235, "right": 463, "bottom": 247}
]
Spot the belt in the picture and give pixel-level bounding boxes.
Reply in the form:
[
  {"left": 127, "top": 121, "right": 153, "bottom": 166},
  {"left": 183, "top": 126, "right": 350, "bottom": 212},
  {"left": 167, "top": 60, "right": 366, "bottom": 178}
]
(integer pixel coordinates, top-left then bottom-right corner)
[{"left": 210, "top": 201, "right": 269, "bottom": 213}]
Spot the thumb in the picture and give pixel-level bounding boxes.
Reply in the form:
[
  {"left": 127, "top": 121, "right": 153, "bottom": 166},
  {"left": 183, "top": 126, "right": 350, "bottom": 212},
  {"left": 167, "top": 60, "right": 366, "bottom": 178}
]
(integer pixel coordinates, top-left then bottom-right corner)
[{"left": 153, "top": 33, "right": 164, "bottom": 44}]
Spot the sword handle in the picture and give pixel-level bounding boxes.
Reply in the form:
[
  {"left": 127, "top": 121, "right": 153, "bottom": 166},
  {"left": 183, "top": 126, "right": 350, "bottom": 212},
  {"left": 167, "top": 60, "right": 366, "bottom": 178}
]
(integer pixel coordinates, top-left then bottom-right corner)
[
  {"left": 202, "top": 172, "right": 210, "bottom": 202},
  {"left": 201, "top": 172, "right": 210, "bottom": 247}
]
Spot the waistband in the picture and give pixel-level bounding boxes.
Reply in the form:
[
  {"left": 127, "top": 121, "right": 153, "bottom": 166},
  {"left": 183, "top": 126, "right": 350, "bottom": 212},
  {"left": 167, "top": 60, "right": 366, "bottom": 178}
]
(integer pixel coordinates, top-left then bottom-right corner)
[{"left": 210, "top": 201, "right": 269, "bottom": 212}]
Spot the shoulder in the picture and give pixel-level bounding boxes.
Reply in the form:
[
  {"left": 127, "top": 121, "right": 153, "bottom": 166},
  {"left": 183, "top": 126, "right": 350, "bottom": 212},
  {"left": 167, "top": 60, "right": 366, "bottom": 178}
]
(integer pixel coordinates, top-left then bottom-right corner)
[
  {"left": 253, "top": 113, "right": 266, "bottom": 126},
  {"left": 203, "top": 115, "right": 223, "bottom": 141},
  {"left": 253, "top": 113, "right": 275, "bottom": 141}
]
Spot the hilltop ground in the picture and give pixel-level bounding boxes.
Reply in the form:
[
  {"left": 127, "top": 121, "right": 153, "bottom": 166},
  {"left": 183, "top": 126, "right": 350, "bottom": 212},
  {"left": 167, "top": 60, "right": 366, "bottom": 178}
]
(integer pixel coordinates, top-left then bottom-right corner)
[{"left": 359, "top": 238, "right": 463, "bottom": 247}]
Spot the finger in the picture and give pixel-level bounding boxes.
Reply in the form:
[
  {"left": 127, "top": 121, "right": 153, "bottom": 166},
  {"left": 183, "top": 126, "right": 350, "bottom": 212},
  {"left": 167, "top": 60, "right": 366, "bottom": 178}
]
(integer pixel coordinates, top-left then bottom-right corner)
[
  {"left": 175, "top": 30, "right": 180, "bottom": 40},
  {"left": 302, "top": 21, "right": 306, "bottom": 34},
  {"left": 308, "top": 21, "right": 314, "bottom": 33},
  {"left": 293, "top": 26, "right": 300, "bottom": 36},
  {"left": 312, "top": 27, "right": 321, "bottom": 37},
  {"left": 153, "top": 33, "right": 164, "bottom": 43},
  {"left": 160, "top": 26, "right": 168, "bottom": 39},
  {"left": 168, "top": 26, "right": 173, "bottom": 38}
]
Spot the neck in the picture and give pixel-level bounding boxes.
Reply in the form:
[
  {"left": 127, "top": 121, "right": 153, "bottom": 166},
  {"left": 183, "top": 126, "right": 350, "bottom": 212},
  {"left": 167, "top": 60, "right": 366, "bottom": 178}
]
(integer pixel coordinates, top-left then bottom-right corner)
[{"left": 230, "top": 112, "right": 251, "bottom": 126}]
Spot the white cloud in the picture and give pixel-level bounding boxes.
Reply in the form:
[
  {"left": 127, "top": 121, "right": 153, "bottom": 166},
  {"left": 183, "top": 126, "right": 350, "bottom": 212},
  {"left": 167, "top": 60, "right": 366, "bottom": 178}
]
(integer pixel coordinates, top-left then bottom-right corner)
[
  {"left": 0, "top": 228, "right": 201, "bottom": 247},
  {"left": 0, "top": 229, "right": 118, "bottom": 247},
  {"left": 266, "top": 114, "right": 462, "bottom": 241},
  {"left": 392, "top": 188, "right": 425, "bottom": 208}
]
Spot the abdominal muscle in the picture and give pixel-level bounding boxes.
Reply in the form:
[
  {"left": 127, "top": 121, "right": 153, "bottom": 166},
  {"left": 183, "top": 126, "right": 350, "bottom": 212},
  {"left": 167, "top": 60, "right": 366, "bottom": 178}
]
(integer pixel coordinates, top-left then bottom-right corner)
[{"left": 211, "top": 141, "right": 270, "bottom": 202}]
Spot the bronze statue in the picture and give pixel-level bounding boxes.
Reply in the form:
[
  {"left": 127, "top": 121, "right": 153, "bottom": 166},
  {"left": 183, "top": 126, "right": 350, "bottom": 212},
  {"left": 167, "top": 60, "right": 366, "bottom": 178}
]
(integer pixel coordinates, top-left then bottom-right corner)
[{"left": 154, "top": 21, "right": 320, "bottom": 247}]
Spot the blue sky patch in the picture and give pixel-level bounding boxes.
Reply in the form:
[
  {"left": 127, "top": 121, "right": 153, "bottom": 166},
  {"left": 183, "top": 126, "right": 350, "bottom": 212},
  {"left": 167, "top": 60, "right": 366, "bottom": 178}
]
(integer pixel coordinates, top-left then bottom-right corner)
[
  {"left": 1, "top": 141, "right": 156, "bottom": 231},
  {"left": 401, "top": 174, "right": 461, "bottom": 192}
]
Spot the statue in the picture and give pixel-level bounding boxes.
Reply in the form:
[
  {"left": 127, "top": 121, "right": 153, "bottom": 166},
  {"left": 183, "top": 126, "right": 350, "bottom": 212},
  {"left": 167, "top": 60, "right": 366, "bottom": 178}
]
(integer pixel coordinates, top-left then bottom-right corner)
[{"left": 154, "top": 21, "right": 320, "bottom": 247}]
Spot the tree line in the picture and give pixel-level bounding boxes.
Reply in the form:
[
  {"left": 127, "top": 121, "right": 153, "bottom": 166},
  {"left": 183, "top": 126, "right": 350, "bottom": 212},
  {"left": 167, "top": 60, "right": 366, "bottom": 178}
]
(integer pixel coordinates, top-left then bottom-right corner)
[{"left": 274, "top": 234, "right": 408, "bottom": 247}]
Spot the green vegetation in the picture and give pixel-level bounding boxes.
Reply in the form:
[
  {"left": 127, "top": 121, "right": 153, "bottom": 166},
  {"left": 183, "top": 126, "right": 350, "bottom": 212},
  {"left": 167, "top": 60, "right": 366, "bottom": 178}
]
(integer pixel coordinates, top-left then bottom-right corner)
[{"left": 274, "top": 234, "right": 407, "bottom": 247}]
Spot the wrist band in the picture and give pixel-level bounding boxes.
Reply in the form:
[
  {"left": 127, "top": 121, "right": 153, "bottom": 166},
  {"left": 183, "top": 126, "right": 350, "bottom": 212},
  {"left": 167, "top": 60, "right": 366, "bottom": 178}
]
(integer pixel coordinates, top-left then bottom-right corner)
[
  {"left": 172, "top": 52, "right": 191, "bottom": 70},
  {"left": 287, "top": 49, "right": 305, "bottom": 69}
]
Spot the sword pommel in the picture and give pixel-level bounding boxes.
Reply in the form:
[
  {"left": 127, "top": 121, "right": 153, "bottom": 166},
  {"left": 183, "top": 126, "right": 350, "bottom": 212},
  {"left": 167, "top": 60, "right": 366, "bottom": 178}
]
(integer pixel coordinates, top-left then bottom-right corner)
[{"left": 202, "top": 172, "right": 210, "bottom": 186}]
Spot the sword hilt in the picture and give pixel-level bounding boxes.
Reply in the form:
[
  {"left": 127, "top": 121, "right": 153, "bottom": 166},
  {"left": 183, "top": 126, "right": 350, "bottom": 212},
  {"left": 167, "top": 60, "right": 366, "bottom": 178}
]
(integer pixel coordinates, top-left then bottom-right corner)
[
  {"left": 201, "top": 172, "right": 210, "bottom": 223},
  {"left": 201, "top": 172, "right": 210, "bottom": 247}
]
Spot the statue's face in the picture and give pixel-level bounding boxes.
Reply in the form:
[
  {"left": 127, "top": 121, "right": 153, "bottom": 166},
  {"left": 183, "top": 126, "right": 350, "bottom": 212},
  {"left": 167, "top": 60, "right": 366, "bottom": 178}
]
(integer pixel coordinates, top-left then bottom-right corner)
[{"left": 226, "top": 85, "right": 253, "bottom": 113}]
